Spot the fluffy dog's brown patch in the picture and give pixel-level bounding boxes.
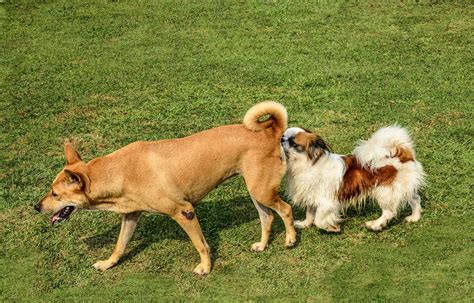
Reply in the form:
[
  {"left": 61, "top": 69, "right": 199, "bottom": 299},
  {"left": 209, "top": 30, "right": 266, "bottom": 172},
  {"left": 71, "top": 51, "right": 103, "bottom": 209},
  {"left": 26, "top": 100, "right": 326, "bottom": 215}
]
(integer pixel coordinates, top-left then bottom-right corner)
[
  {"left": 338, "top": 156, "right": 397, "bottom": 201},
  {"left": 393, "top": 147, "right": 414, "bottom": 163}
]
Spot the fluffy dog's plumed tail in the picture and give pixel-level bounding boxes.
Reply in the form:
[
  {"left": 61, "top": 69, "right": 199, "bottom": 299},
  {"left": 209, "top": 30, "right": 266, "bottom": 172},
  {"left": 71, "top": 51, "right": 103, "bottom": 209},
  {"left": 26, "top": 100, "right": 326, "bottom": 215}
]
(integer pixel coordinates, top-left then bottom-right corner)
[
  {"left": 243, "top": 101, "right": 288, "bottom": 135},
  {"left": 353, "top": 125, "right": 417, "bottom": 169}
]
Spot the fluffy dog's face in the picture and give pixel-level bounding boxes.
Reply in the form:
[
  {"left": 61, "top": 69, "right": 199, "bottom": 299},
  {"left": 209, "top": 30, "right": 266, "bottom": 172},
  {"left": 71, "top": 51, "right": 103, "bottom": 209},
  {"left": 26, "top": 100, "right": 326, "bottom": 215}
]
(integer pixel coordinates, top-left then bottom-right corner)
[
  {"left": 35, "top": 143, "right": 90, "bottom": 225},
  {"left": 281, "top": 127, "right": 330, "bottom": 164}
]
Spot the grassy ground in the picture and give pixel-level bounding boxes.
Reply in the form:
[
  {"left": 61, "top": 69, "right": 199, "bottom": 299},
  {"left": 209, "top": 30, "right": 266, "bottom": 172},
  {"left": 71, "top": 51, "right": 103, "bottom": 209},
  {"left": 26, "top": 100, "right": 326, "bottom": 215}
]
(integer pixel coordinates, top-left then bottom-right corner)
[{"left": 1, "top": 1, "right": 473, "bottom": 301}]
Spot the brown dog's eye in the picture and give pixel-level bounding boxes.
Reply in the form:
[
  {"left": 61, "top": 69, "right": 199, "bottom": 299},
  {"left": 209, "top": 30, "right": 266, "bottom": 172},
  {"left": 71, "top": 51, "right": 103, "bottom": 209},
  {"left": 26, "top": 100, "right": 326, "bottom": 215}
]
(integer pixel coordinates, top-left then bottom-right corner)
[{"left": 52, "top": 191, "right": 58, "bottom": 197}]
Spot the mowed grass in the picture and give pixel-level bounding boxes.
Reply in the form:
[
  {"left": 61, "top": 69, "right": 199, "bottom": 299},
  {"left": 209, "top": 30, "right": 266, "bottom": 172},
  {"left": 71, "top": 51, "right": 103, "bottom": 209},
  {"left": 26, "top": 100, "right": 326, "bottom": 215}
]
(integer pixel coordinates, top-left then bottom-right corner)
[{"left": 1, "top": 1, "right": 473, "bottom": 301}]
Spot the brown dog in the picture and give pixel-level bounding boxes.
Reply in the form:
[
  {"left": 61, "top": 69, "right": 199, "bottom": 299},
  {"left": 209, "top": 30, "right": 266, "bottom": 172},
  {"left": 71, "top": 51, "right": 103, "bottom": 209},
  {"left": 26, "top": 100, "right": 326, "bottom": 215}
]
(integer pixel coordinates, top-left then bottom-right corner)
[{"left": 35, "top": 101, "right": 296, "bottom": 275}]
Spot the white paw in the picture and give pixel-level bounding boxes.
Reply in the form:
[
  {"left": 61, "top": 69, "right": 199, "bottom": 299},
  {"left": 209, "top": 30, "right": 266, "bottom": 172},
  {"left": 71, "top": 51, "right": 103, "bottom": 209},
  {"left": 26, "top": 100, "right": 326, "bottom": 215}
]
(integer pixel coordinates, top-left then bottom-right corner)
[
  {"left": 294, "top": 220, "right": 310, "bottom": 229},
  {"left": 325, "top": 224, "right": 341, "bottom": 233},
  {"left": 405, "top": 214, "right": 421, "bottom": 223},
  {"left": 365, "top": 220, "right": 383, "bottom": 231},
  {"left": 314, "top": 221, "right": 340, "bottom": 233},
  {"left": 193, "top": 263, "right": 210, "bottom": 275},
  {"left": 251, "top": 242, "right": 267, "bottom": 252},
  {"left": 93, "top": 259, "right": 116, "bottom": 271}
]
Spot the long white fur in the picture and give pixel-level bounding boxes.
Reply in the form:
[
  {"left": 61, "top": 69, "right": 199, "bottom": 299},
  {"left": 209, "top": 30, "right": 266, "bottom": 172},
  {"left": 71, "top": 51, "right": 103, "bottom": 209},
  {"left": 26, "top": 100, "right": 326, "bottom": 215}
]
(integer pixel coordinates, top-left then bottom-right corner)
[
  {"left": 354, "top": 125, "right": 414, "bottom": 169},
  {"left": 286, "top": 149, "right": 346, "bottom": 229},
  {"left": 283, "top": 125, "right": 425, "bottom": 231}
]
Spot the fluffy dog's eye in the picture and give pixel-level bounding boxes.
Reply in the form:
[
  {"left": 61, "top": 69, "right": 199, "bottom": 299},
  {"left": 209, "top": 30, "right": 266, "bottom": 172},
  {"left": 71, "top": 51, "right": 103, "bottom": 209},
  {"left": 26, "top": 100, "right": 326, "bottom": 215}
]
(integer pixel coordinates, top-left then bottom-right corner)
[
  {"left": 288, "top": 137, "right": 304, "bottom": 152},
  {"left": 288, "top": 137, "right": 296, "bottom": 147}
]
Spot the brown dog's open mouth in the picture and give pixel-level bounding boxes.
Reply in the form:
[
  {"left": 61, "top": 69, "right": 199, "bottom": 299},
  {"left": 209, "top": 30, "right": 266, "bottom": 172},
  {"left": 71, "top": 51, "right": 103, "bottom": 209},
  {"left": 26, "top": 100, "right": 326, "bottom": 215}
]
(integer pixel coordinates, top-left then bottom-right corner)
[{"left": 51, "top": 206, "right": 75, "bottom": 225}]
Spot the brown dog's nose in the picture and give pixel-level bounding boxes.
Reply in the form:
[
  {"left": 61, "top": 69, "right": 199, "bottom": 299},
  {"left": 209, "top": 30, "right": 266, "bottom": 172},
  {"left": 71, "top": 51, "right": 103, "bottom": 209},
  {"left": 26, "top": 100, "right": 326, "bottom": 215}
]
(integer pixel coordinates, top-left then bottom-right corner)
[{"left": 34, "top": 204, "right": 41, "bottom": 212}]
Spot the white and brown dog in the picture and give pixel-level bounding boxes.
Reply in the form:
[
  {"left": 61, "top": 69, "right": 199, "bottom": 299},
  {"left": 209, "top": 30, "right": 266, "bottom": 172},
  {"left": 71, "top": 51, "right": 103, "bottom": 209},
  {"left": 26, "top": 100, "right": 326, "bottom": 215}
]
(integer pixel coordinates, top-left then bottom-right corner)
[
  {"left": 35, "top": 101, "right": 296, "bottom": 275},
  {"left": 281, "top": 125, "right": 425, "bottom": 232}
]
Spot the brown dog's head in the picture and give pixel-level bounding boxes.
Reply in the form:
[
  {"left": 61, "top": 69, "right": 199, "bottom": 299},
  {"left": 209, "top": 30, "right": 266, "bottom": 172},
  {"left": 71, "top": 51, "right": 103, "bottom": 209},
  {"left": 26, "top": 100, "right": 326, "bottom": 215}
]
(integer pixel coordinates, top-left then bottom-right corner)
[
  {"left": 281, "top": 127, "right": 331, "bottom": 164},
  {"left": 35, "top": 143, "right": 91, "bottom": 225}
]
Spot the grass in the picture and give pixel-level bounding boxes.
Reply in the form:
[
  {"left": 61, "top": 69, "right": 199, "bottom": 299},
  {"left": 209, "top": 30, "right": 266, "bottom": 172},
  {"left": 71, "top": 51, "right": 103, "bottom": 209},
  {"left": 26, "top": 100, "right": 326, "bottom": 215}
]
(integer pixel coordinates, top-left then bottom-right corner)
[{"left": 1, "top": 0, "right": 473, "bottom": 301}]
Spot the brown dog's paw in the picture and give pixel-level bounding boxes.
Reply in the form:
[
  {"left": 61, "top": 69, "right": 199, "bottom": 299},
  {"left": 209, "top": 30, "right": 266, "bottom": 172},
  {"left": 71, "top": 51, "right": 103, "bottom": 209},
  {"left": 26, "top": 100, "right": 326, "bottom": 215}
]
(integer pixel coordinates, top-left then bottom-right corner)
[
  {"left": 251, "top": 242, "right": 267, "bottom": 252},
  {"left": 92, "top": 260, "right": 116, "bottom": 271},
  {"left": 285, "top": 234, "right": 296, "bottom": 248},
  {"left": 193, "top": 263, "right": 210, "bottom": 275}
]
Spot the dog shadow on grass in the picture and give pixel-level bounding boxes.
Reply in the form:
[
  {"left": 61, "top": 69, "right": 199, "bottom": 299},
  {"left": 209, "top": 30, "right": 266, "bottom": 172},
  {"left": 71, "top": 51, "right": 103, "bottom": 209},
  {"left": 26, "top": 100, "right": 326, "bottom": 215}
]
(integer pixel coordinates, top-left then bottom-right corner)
[
  {"left": 82, "top": 195, "right": 290, "bottom": 266},
  {"left": 333, "top": 190, "right": 430, "bottom": 232},
  {"left": 82, "top": 191, "right": 428, "bottom": 267}
]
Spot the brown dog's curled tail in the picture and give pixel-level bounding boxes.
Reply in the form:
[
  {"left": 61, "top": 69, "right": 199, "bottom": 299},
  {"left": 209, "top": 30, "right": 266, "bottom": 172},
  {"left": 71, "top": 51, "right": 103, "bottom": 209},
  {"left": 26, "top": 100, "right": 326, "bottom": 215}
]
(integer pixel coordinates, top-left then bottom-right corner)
[{"left": 243, "top": 101, "right": 288, "bottom": 135}]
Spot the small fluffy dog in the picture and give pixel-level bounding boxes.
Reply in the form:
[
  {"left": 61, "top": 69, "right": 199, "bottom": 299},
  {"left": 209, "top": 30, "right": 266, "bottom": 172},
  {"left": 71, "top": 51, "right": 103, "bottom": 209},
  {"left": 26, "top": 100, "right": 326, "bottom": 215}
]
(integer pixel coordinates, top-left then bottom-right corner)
[
  {"left": 35, "top": 101, "right": 296, "bottom": 275},
  {"left": 281, "top": 125, "right": 425, "bottom": 232}
]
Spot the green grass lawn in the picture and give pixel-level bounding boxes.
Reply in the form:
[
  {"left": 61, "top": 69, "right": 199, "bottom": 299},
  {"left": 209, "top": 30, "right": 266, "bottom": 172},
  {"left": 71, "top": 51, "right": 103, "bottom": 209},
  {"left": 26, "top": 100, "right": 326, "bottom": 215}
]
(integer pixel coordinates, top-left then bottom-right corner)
[{"left": 1, "top": 1, "right": 473, "bottom": 301}]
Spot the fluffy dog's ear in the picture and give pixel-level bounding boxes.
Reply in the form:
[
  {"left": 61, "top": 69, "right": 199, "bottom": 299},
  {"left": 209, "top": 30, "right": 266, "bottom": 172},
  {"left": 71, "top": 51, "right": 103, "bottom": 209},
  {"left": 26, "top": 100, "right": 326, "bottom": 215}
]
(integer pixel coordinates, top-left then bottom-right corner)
[
  {"left": 64, "top": 169, "right": 90, "bottom": 192},
  {"left": 307, "top": 136, "right": 331, "bottom": 162},
  {"left": 64, "top": 143, "right": 82, "bottom": 165}
]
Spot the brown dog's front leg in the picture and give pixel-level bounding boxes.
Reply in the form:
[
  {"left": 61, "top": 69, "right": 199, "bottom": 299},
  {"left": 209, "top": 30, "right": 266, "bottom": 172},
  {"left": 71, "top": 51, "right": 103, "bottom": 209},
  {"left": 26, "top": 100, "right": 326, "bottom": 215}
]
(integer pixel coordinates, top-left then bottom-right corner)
[
  {"left": 171, "top": 205, "right": 211, "bottom": 275},
  {"left": 93, "top": 211, "right": 141, "bottom": 271}
]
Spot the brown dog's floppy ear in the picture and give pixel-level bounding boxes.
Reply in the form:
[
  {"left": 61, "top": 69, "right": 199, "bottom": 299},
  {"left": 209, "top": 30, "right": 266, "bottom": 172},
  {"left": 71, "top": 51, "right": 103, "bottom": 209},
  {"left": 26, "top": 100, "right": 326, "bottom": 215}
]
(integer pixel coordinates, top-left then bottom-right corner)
[
  {"left": 307, "top": 136, "right": 331, "bottom": 162},
  {"left": 64, "top": 143, "right": 82, "bottom": 165},
  {"left": 64, "top": 169, "right": 90, "bottom": 192}
]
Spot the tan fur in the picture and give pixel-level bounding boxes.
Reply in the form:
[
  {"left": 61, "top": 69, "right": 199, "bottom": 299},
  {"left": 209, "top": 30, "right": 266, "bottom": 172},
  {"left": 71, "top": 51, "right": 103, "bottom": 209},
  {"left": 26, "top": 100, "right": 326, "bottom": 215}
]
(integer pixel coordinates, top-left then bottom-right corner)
[
  {"left": 36, "top": 102, "right": 296, "bottom": 275},
  {"left": 243, "top": 101, "right": 287, "bottom": 132}
]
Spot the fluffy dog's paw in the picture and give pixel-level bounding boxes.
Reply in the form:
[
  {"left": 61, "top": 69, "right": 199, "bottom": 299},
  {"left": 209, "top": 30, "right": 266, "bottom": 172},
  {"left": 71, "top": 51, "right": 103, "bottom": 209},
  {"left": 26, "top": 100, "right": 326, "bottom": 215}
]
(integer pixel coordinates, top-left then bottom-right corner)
[
  {"left": 405, "top": 214, "right": 421, "bottom": 223},
  {"left": 193, "top": 263, "right": 210, "bottom": 275},
  {"left": 315, "top": 222, "right": 340, "bottom": 233},
  {"left": 325, "top": 224, "right": 341, "bottom": 233},
  {"left": 294, "top": 220, "right": 310, "bottom": 229},
  {"left": 365, "top": 220, "right": 383, "bottom": 231},
  {"left": 93, "top": 260, "right": 116, "bottom": 271},
  {"left": 251, "top": 242, "right": 267, "bottom": 252}
]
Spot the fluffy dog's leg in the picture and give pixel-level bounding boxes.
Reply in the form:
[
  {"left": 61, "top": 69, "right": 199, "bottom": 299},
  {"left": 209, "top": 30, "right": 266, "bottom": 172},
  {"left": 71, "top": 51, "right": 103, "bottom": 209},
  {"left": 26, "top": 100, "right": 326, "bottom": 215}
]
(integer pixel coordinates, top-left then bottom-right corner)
[
  {"left": 250, "top": 196, "right": 274, "bottom": 252},
  {"left": 405, "top": 193, "right": 422, "bottom": 223},
  {"left": 314, "top": 200, "right": 341, "bottom": 232},
  {"left": 365, "top": 195, "right": 399, "bottom": 231},
  {"left": 294, "top": 206, "right": 316, "bottom": 229},
  {"left": 171, "top": 203, "right": 211, "bottom": 275},
  {"left": 93, "top": 211, "right": 141, "bottom": 271},
  {"left": 365, "top": 209, "right": 396, "bottom": 231}
]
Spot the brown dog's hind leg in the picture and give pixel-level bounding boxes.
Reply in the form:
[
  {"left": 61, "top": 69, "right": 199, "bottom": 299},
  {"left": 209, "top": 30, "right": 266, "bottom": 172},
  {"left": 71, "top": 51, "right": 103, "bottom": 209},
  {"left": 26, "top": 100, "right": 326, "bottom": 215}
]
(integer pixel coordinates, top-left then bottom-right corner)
[
  {"left": 243, "top": 159, "right": 297, "bottom": 249},
  {"left": 268, "top": 195, "right": 297, "bottom": 248},
  {"left": 250, "top": 196, "right": 274, "bottom": 252},
  {"left": 93, "top": 211, "right": 141, "bottom": 271},
  {"left": 251, "top": 193, "right": 296, "bottom": 248},
  {"left": 171, "top": 203, "right": 211, "bottom": 275}
]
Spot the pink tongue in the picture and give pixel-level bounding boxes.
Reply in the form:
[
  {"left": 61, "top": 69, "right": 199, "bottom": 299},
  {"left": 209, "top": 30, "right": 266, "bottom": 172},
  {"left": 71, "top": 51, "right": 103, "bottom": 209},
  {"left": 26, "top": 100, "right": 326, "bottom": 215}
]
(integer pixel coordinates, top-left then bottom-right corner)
[{"left": 51, "top": 213, "right": 61, "bottom": 225}]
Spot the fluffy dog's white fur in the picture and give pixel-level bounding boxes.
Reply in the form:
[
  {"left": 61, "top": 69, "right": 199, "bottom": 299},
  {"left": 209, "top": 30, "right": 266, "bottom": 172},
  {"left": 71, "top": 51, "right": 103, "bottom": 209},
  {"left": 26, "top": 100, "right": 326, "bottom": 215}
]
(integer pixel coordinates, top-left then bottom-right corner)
[{"left": 282, "top": 125, "right": 425, "bottom": 232}]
